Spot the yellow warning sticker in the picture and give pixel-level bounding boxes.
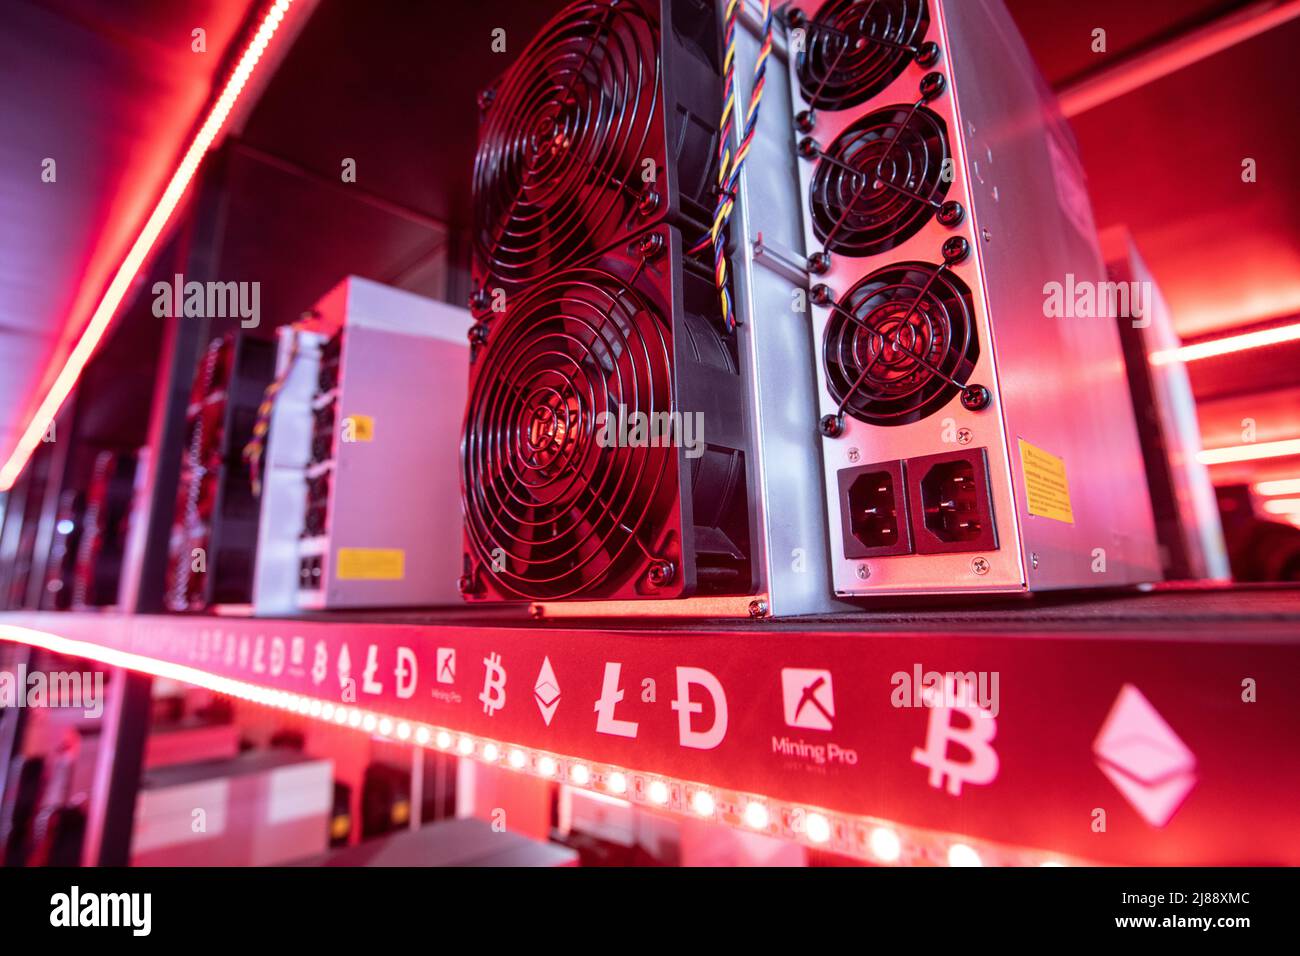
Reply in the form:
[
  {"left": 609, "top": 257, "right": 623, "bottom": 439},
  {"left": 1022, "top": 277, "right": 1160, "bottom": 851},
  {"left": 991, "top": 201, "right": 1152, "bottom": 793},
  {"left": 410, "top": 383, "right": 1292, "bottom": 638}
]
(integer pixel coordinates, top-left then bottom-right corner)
[
  {"left": 336, "top": 548, "right": 405, "bottom": 580},
  {"left": 342, "top": 414, "right": 374, "bottom": 442},
  {"left": 1018, "top": 439, "right": 1074, "bottom": 524}
]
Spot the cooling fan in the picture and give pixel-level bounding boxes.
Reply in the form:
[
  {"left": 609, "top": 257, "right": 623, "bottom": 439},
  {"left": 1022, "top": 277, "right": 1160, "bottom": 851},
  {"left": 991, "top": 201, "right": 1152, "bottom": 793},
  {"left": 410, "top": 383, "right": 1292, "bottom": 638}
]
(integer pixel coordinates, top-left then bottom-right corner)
[
  {"left": 462, "top": 266, "right": 680, "bottom": 601},
  {"left": 462, "top": 229, "right": 753, "bottom": 604},
  {"left": 465, "top": 1, "right": 755, "bottom": 608},
  {"left": 793, "top": 0, "right": 934, "bottom": 112},
  {"left": 821, "top": 258, "right": 979, "bottom": 427},
  {"left": 473, "top": 1, "right": 657, "bottom": 289},
  {"left": 472, "top": 0, "right": 722, "bottom": 302},
  {"left": 809, "top": 103, "right": 951, "bottom": 256},
  {"left": 806, "top": 104, "right": 951, "bottom": 256}
]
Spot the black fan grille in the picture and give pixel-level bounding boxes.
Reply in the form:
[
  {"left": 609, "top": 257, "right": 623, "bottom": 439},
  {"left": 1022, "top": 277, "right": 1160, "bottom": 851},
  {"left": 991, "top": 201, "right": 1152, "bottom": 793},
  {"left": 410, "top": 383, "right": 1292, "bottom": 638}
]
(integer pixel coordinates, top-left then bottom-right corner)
[
  {"left": 824, "top": 261, "right": 978, "bottom": 426},
  {"left": 798, "top": 0, "right": 930, "bottom": 111},
  {"left": 473, "top": 1, "right": 660, "bottom": 288},
  {"left": 462, "top": 268, "right": 675, "bottom": 600},
  {"left": 811, "top": 104, "right": 950, "bottom": 256}
]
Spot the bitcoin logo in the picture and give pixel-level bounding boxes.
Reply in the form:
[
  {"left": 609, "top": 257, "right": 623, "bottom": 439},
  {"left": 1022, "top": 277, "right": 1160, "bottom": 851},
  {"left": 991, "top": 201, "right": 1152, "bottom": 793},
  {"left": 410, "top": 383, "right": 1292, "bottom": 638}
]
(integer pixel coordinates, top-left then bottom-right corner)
[
  {"left": 911, "top": 676, "right": 999, "bottom": 796},
  {"left": 479, "top": 652, "right": 507, "bottom": 716}
]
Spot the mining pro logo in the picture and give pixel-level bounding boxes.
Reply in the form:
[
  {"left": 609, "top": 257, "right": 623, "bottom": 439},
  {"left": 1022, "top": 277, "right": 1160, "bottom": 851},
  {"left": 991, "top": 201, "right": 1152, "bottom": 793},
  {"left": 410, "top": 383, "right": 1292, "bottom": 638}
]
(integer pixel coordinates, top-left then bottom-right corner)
[
  {"left": 776, "top": 669, "right": 858, "bottom": 766},
  {"left": 781, "top": 668, "right": 835, "bottom": 730}
]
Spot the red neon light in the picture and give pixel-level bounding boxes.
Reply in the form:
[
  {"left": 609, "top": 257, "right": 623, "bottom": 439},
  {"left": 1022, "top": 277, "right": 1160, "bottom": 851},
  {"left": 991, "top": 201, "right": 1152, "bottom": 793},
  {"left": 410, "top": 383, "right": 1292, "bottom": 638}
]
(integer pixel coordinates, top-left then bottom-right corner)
[
  {"left": 1150, "top": 319, "right": 1300, "bottom": 366},
  {"left": 1256, "top": 478, "right": 1300, "bottom": 496},
  {"left": 1198, "top": 438, "right": 1300, "bottom": 465},
  {"left": 0, "top": 0, "right": 296, "bottom": 492}
]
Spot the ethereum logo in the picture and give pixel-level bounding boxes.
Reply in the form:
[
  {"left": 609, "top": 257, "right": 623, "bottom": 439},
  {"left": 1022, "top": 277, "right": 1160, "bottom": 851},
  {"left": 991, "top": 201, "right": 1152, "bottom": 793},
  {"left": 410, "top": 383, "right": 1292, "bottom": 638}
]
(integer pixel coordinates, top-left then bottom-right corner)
[
  {"left": 533, "top": 656, "right": 560, "bottom": 726},
  {"left": 1093, "top": 684, "right": 1196, "bottom": 828}
]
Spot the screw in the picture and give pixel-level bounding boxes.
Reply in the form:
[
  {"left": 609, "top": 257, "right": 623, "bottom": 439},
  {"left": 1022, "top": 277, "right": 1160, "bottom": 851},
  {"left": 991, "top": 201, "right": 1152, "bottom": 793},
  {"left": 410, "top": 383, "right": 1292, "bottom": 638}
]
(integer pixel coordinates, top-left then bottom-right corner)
[
  {"left": 477, "top": 88, "right": 495, "bottom": 111},
  {"left": 795, "top": 109, "right": 816, "bottom": 133},
  {"left": 942, "top": 236, "right": 970, "bottom": 264},
  {"left": 937, "top": 201, "right": 964, "bottom": 227},
  {"left": 971, "top": 557, "right": 990, "bottom": 575},
  {"left": 916, "top": 41, "right": 941, "bottom": 67},
  {"left": 982, "top": 227, "right": 993, "bottom": 242},
  {"left": 748, "top": 599, "right": 768, "bottom": 619},
  {"left": 856, "top": 564, "right": 870, "bottom": 580},
  {"left": 797, "top": 136, "right": 820, "bottom": 159},
  {"left": 529, "top": 604, "right": 545, "bottom": 619},
  {"left": 807, "top": 251, "right": 831, "bottom": 275},
  {"left": 1031, "top": 552, "right": 1040, "bottom": 570},
  {"left": 786, "top": 7, "right": 807, "bottom": 29},
  {"left": 637, "top": 187, "right": 661, "bottom": 217},
  {"left": 468, "top": 323, "right": 488, "bottom": 346},
  {"left": 811, "top": 283, "right": 834, "bottom": 306},
  {"left": 647, "top": 559, "right": 676, "bottom": 587},
  {"left": 469, "top": 287, "right": 490, "bottom": 311},
  {"left": 847, "top": 447, "right": 860, "bottom": 463},
  {"left": 636, "top": 232, "right": 665, "bottom": 260},
  {"left": 956, "top": 428, "right": 972, "bottom": 445},
  {"left": 961, "top": 384, "right": 991, "bottom": 411},
  {"left": 920, "top": 71, "right": 947, "bottom": 101},
  {"left": 819, "top": 413, "right": 844, "bottom": 438}
]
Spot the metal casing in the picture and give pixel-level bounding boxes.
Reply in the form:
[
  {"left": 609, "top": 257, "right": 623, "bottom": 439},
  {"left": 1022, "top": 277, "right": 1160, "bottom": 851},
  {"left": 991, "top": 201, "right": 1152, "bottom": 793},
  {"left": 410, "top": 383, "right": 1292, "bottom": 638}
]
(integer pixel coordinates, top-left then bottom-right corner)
[
  {"left": 788, "top": 0, "right": 1161, "bottom": 594},
  {"left": 498, "top": 0, "right": 846, "bottom": 619},
  {"left": 253, "top": 277, "right": 470, "bottom": 612},
  {"left": 1103, "top": 227, "right": 1230, "bottom": 582},
  {"left": 728, "top": 0, "right": 847, "bottom": 616},
  {"left": 252, "top": 326, "right": 325, "bottom": 614}
]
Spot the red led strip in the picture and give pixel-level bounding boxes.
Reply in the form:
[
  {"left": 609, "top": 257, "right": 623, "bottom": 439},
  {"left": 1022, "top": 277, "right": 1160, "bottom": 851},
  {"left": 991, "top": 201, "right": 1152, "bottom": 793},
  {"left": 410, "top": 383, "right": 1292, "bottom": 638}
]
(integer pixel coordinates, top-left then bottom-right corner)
[
  {"left": 0, "top": 622, "right": 1084, "bottom": 867},
  {"left": 1150, "top": 319, "right": 1300, "bottom": 366},
  {"left": 1198, "top": 438, "right": 1300, "bottom": 465},
  {"left": 0, "top": 0, "right": 297, "bottom": 492}
]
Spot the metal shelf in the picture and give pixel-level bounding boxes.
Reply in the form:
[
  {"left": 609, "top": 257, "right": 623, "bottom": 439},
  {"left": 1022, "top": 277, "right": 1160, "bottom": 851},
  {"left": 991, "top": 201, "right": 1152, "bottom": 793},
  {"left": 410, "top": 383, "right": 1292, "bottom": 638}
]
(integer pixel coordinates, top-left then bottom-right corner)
[{"left": 4, "top": 585, "right": 1298, "bottom": 866}]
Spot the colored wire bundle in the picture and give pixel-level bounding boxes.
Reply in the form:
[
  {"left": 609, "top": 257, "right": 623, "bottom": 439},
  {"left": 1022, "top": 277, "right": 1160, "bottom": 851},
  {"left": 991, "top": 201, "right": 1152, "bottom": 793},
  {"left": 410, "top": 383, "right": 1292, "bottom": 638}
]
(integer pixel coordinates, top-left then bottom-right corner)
[
  {"left": 242, "top": 327, "right": 303, "bottom": 497},
  {"left": 691, "top": 0, "right": 774, "bottom": 333}
]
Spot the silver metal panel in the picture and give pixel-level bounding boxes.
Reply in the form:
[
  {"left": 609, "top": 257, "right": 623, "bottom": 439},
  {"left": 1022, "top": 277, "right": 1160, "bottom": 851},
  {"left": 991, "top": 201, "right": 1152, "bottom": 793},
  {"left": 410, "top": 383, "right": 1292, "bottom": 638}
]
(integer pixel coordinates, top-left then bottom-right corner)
[
  {"left": 788, "top": 0, "right": 1022, "bottom": 594},
  {"left": 251, "top": 328, "right": 323, "bottom": 614},
  {"left": 730, "top": 0, "right": 847, "bottom": 617},
  {"left": 942, "top": 0, "right": 1160, "bottom": 589},
  {"left": 254, "top": 278, "right": 471, "bottom": 612},
  {"left": 786, "top": 0, "right": 1160, "bottom": 594},
  {"left": 344, "top": 276, "right": 468, "bottom": 342},
  {"left": 1102, "top": 228, "right": 1229, "bottom": 581},
  {"left": 309, "top": 323, "right": 467, "bottom": 608}
]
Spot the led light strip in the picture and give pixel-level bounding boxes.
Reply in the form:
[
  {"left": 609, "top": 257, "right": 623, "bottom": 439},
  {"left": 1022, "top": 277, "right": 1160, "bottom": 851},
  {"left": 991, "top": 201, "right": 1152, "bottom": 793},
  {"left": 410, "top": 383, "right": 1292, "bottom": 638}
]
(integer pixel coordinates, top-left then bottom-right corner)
[
  {"left": 1256, "top": 478, "right": 1300, "bottom": 496},
  {"left": 1150, "top": 319, "right": 1300, "bottom": 366},
  {"left": 1198, "top": 438, "right": 1300, "bottom": 465},
  {"left": 0, "top": 0, "right": 296, "bottom": 492},
  {"left": 1, "top": 622, "right": 1084, "bottom": 867}
]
